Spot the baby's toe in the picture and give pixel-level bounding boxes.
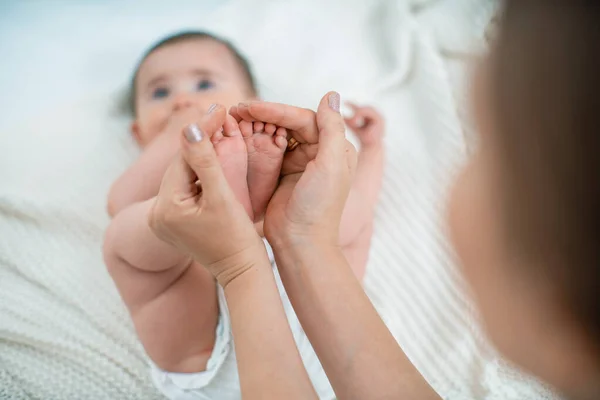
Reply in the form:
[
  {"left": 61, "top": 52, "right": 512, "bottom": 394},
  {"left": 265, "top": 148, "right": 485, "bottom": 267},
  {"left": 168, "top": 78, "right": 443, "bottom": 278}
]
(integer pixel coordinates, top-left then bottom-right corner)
[
  {"left": 275, "top": 135, "right": 288, "bottom": 151},
  {"left": 253, "top": 121, "right": 264, "bottom": 133},
  {"left": 264, "top": 123, "right": 277, "bottom": 135},
  {"left": 275, "top": 127, "right": 287, "bottom": 138},
  {"left": 223, "top": 114, "right": 241, "bottom": 137},
  {"left": 211, "top": 127, "right": 224, "bottom": 143},
  {"left": 239, "top": 120, "right": 254, "bottom": 138}
]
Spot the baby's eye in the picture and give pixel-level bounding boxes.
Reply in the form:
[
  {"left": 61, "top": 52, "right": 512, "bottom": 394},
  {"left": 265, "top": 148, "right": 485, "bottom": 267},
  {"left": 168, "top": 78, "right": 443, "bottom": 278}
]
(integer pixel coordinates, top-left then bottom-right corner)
[
  {"left": 152, "top": 87, "right": 170, "bottom": 99},
  {"left": 196, "top": 79, "right": 215, "bottom": 91}
]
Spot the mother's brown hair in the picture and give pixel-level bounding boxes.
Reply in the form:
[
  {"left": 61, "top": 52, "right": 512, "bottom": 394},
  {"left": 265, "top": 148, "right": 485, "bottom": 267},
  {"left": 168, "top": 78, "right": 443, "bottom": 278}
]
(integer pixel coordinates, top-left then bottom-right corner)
[{"left": 492, "top": 0, "right": 600, "bottom": 347}]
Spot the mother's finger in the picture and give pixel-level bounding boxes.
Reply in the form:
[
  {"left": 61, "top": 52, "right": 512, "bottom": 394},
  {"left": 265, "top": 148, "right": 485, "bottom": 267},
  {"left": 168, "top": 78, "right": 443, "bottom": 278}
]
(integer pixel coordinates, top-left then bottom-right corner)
[
  {"left": 238, "top": 102, "right": 319, "bottom": 144},
  {"left": 315, "top": 92, "right": 348, "bottom": 165},
  {"left": 158, "top": 109, "right": 226, "bottom": 199},
  {"left": 180, "top": 105, "right": 231, "bottom": 204},
  {"left": 159, "top": 152, "right": 199, "bottom": 203},
  {"left": 228, "top": 105, "right": 242, "bottom": 123},
  {"left": 281, "top": 143, "right": 319, "bottom": 175},
  {"left": 233, "top": 102, "right": 256, "bottom": 123}
]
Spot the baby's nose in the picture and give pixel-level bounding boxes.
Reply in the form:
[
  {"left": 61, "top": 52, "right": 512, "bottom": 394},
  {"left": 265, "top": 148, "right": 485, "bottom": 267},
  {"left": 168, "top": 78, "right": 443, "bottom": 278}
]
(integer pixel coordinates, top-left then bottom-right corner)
[{"left": 173, "top": 94, "right": 194, "bottom": 111}]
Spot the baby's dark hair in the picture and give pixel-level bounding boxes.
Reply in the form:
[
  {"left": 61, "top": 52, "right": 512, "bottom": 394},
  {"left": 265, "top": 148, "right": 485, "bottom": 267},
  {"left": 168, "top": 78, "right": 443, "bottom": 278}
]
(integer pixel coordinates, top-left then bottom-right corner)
[
  {"left": 124, "top": 30, "right": 257, "bottom": 116},
  {"left": 493, "top": 0, "right": 600, "bottom": 349}
]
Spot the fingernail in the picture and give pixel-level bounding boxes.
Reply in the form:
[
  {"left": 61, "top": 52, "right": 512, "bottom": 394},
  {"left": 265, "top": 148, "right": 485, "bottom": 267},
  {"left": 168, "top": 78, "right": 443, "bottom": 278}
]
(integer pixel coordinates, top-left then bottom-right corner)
[
  {"left": 208, "top": 104, "right": 218, "bottom": 114},
  {"left": 329, "top": 92, "right": 341, "bottom": 113},
  {"left": 184, "top": 124, "right": 204, "bottom": 143}
]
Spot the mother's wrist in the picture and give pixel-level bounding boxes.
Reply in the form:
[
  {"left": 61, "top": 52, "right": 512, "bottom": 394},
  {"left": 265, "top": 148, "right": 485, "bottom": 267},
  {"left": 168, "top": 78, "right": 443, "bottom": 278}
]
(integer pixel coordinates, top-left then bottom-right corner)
[
  {"left": 269, "top": 233, "right": 340, "bottom": 263},
  {"left": 209, "top": 241, "right": 272, "bottom": 289}
]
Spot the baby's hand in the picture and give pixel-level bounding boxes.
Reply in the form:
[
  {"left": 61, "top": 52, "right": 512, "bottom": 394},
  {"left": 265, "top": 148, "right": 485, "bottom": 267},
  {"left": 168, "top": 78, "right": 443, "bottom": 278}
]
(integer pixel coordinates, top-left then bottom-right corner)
[{"left": 344, "top": 103, "right": 385, "bottom": 147}]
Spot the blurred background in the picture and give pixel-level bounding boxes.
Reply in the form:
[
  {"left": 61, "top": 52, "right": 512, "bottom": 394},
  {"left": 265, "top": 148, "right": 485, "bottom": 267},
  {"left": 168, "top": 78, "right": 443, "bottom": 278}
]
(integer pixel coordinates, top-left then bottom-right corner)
[
  {"left": 0, "top": 0, "right": 227, "bottom": 132},
  {"left": 0, "top": 0, "right": 489, "bottom": 131}
]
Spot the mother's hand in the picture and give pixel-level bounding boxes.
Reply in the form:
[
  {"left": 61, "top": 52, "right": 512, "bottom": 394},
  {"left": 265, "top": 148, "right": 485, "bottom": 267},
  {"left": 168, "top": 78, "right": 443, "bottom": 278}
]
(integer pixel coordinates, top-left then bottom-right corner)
[
  {"left": 231, "top": 94, "right": 441, "bottom": 400},
  {"left": 261, "top": 92, "right": 357, "bottom": 249},
  {"left": 148, "top": 105, "right": 262, "bottom": 287}
]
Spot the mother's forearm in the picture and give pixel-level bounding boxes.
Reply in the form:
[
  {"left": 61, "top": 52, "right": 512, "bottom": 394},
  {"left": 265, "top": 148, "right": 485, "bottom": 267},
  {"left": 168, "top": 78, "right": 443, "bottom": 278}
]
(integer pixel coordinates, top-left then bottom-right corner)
[
  {"left": 223, "top": 250, "right": 318, "bottom": 400},
  {"left": 273, "top": 243, "right": 441, "bottom": 400}
]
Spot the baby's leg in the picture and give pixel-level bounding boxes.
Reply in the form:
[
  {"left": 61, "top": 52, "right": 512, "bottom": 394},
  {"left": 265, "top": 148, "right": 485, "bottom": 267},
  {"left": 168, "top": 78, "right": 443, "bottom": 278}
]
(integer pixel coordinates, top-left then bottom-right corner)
[
  {"left": 239, "top": 120, "right": 288, "bottom": 219},
  {"left": 104, "top": 200, "right": 218, "bottom": 372},
  {"left": 104, "top": 117, "right": 253, "bottom": 373}
]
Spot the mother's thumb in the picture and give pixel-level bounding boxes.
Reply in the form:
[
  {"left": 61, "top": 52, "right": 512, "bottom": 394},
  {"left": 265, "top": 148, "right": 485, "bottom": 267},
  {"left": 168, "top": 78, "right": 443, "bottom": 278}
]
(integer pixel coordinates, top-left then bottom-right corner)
[
  {"left": 181, "top": 105, "right": 228, "bottom": 198},
  {"left": 316, "top": 92, "right": 346, "bottom": 162}
]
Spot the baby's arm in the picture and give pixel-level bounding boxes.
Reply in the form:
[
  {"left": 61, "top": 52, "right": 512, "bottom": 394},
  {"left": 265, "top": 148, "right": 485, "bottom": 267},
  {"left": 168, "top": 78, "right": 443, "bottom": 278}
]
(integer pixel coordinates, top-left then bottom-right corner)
[
  {"left": 339, "top": 104, "right": 385, "bottom": 278},
  {"left": 340, "top": 146, "right": 384, "bottom": 244},
  {"left": 107, "top": 133, "right": 180, "bottom": 217},
  {"left": 104, "top": 199, "right": 219, "bottom": 372},
  {"left": 108, "top": 108, "right": 204, "bottom": 217}
]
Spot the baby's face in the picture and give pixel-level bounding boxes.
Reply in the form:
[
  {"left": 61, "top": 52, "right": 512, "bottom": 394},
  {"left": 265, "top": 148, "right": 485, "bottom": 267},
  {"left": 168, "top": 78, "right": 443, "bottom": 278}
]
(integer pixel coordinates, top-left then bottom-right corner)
[{"left": 132, "top": 39, "right": 253, "bottom": 147}]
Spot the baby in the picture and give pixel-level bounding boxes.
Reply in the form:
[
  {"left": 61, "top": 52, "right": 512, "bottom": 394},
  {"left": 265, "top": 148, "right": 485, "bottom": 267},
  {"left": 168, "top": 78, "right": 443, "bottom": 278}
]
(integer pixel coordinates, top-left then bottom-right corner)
[{"left": 103, "top": 31, "right": 384, "bottom": 398}]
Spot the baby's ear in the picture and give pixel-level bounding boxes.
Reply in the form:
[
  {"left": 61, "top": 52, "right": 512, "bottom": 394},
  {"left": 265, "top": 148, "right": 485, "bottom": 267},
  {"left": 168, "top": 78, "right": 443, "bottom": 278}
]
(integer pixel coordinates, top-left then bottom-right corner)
[{"left": 130, "top": 121, "right": 144, "bottom": 146}]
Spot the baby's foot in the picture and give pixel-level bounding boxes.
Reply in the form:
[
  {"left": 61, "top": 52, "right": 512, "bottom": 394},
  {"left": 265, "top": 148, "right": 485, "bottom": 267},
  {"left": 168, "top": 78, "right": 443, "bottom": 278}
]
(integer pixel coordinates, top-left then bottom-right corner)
[
  {"left": 239, "top": 120, "right": 287, "bottom": 219},
  {"left": 212, "top": 115, "right": 253, "bottom": 219}
]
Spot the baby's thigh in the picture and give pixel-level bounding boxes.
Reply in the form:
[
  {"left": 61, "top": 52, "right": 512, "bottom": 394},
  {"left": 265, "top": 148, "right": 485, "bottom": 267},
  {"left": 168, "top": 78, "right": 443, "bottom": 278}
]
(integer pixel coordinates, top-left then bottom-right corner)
[{"left": 149, "top": 283, "right": 241, "bottom": 399}]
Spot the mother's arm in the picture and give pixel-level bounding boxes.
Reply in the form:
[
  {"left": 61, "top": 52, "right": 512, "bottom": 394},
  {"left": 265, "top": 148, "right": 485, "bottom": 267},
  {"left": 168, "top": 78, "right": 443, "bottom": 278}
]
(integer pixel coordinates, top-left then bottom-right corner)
[
  {"left": 274, "top": 243, "right": 439, "bottom": 400},
  {"left": 239, "top": 98, "right": 441, "bottom": 400},
  {"left": 223, "top": 248, "right": 318, "bottom": 400}
]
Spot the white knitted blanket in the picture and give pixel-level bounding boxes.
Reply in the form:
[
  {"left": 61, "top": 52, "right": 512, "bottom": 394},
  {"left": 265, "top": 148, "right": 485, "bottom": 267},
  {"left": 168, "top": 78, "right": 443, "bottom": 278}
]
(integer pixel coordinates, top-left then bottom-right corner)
[{"left": 0, "top": 0, "right": 559, "bottom": 399}]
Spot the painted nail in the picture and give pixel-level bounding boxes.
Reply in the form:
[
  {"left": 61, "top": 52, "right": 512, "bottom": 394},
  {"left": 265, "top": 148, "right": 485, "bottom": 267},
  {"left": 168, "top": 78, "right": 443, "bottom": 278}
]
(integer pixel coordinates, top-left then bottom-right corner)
[
  {"left": 208, "top": 104, "right": 218, "bottom": 114},
  {"left": 184, "top": 124, "right": 204, "bottom": 143},
  {"left": 329, "top": 92, "right": 340, "bottom": 113}
]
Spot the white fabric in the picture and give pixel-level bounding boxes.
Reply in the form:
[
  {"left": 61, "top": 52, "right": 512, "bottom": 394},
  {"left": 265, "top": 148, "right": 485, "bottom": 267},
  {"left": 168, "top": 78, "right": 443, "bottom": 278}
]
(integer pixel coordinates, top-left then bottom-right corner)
[
  {"left": 149, "top": 240, "right": 333, "bottom": 400},
  {"left": 0, "top": 0, "right": 560, "bottom": 399}
]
